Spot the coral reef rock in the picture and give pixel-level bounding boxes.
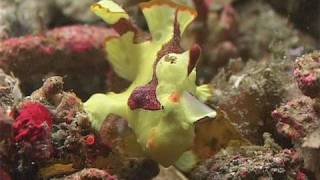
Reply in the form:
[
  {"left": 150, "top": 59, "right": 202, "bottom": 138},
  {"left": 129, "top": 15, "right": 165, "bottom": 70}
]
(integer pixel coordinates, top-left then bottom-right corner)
[
  {"left": 272, "top": 51, "right": 320, "bottom": 178},
  {"left": 190, "top": 146, "right": 305, "bottom": 180}
]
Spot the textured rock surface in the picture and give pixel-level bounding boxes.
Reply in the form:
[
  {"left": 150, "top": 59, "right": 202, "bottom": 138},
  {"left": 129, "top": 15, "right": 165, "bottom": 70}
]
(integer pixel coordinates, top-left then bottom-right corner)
[
  {"left": 272, "top": 52, "right": 320, "bottom": 178},
  {"left": 235, "top": 0, "right": 315, "bottom": 61},
  {"left": 294, "top": 52, "right": 320, "bottom": 98},
  {"left": 55, "top": 0, "right": 99, "bottom": 23},
  {"left": 190, "top": 146, "right": 304, "bottom": 180},
  {"left": 52, "top": 168, "right": 117, "bottom": 180},
  {"left": 0, "top": 25, "right": 116, "bottom": 99},
  {"left": 0, "top": 0, "right": 103, "bottom": 39},
  {"left": 211, "top": 56, "right": 299, "bottom": 145},
  {"left": 0, "top": 1, "right": 17, "bottom": 39},
  {"left": 17, "top": 0, "right": 55, "bottom": 34},
  {"left": 265, "top": 0, "right": 320, "bottom": 42},
  {"left": 0, "top": 69, "right": 21, "bottom": 110}
]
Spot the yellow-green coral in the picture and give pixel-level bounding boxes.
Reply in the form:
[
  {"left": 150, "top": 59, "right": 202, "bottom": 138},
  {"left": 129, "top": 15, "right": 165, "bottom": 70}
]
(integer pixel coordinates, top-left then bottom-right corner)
[{"left": 84, "top": 0, "right": 216, "bottom": 166}]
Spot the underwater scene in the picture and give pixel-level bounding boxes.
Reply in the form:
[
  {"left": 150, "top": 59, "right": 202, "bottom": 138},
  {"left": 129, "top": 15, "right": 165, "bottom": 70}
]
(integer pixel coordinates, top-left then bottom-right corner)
[{"left": 0, "top": 0, "right": 319, "bottom": 179}]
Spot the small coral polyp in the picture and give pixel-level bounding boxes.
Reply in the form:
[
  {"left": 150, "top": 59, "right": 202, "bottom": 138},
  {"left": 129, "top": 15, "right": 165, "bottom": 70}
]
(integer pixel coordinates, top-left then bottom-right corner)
[{"left": 84, "top": 0, "right": 216, "bottom": 166}]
